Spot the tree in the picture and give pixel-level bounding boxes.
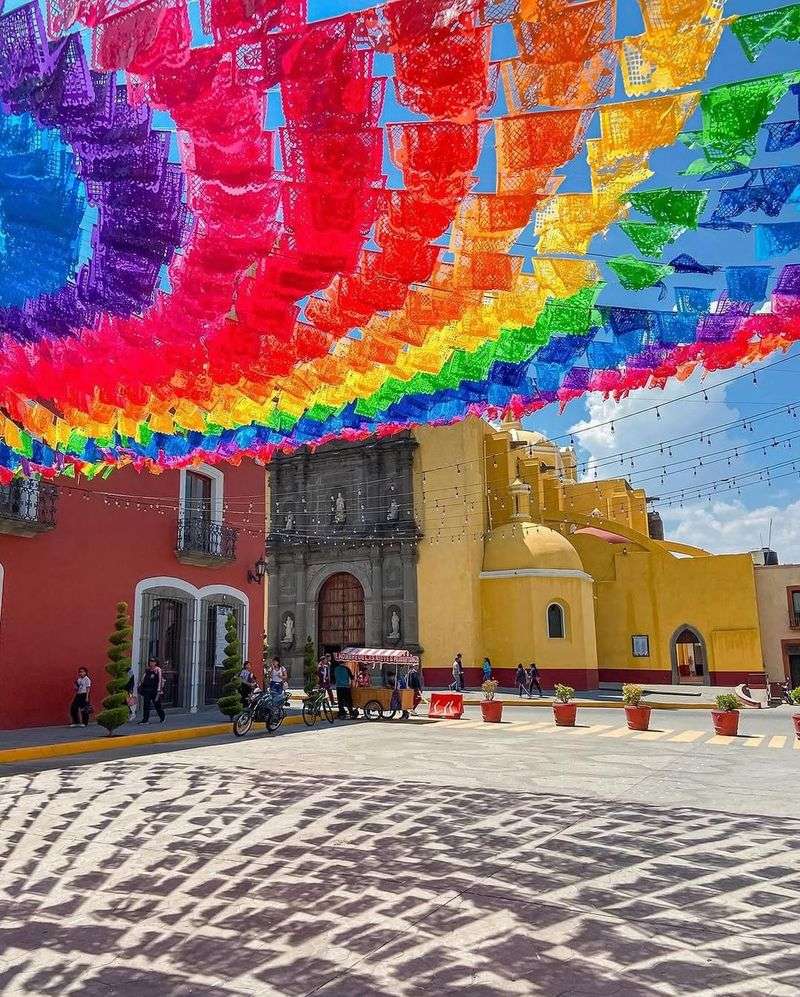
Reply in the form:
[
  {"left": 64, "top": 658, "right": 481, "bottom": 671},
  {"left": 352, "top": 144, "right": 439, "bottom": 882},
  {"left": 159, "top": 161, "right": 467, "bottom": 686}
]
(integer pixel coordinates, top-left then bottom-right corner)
[
  {"left": 96, "top": 601, "right": 132, "bottom": 736},
  {"left": 217, "top": 612, "right": 243, "bottom": 718},
  {"left": 303, "top": 635, "right": 317, "bottom": 693}
]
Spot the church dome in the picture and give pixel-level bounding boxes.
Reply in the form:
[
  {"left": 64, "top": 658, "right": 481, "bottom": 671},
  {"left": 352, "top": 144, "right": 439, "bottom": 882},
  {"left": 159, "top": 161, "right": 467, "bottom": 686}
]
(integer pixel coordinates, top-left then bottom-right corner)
[{"left": 483, "top": 522, "right": 584, "bottom": 573}]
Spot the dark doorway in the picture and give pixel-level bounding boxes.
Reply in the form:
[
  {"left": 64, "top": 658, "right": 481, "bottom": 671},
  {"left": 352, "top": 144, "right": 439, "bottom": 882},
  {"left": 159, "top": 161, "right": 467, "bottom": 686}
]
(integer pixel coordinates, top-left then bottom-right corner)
[
  {"left": 788, "top": 652, "right": 800, "bottom": 688},
  {"left": 672, "top": 626, "right": 707, "bottom": 685},
  {"left": 318, "top": 572, "right": 365, "bottom": 656},
  {"left": 147, "top": 598, "right": 185, "bottom": 707}
]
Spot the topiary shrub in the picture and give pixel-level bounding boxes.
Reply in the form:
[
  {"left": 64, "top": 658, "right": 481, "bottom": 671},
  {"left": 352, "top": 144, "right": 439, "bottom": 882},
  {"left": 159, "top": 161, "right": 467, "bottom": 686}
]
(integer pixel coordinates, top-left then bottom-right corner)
[
  {"left": 303, "top": 636, "right": 316, "bottom": 693},
  {"left": 790, "top": 686, "right": 800, "bottom": 706},
  {"left": 96, "top": 601, "right": 132, "bottom": 736},
  {"left": 715, "top": 693, "right": 740, "bottom": 712},
  {"left": 217, "top": 612, "right": 243, "bottom": 718},
  {"left": 481, "top": 679, "right": 498, "bottom": 700}
]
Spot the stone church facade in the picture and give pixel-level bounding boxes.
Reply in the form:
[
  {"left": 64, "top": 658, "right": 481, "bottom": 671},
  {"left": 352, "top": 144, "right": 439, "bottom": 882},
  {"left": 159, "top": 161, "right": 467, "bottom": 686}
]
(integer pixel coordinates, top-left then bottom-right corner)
[{"left": 265, "top": 432, "right": 421, "bottom": 681}]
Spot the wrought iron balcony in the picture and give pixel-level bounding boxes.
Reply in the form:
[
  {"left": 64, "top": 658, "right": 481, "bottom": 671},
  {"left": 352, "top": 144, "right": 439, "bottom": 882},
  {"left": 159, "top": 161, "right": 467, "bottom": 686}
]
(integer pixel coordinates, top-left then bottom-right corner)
[
  {"left": 176, "top": 516, "right": 238, "bottom": 566},
  {"left": 0, "top": 479, "right": 57, "bottom": 536}
]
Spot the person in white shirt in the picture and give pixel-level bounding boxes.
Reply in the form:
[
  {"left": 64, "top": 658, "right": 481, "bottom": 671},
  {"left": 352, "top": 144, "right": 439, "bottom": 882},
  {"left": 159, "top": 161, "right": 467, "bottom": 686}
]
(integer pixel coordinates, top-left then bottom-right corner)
[
  {"left": 69, "top": 668, "right": 91, "bottom": 727},
  {"left": 268, "top": 657, "right": 288, "bottom": 699}
]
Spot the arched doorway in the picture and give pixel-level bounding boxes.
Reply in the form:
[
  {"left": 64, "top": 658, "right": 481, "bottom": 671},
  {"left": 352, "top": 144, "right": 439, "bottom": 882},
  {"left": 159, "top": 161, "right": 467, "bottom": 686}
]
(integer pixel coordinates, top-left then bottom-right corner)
[
  {"left": 318, "top": 572, "right": 365, "bottom": 655},
  {"left": 671, "top": 626, "right": 707, "bottom": 685}
]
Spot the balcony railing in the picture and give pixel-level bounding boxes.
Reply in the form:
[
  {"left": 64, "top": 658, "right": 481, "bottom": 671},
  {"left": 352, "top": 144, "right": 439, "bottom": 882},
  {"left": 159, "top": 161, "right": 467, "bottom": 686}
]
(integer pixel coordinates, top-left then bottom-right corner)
[
  {"left": 0, "top": 479, "right": 57, "bottom": 535},
  {"left": 176, "top": 516, "right": 238, "bottom": 565}
]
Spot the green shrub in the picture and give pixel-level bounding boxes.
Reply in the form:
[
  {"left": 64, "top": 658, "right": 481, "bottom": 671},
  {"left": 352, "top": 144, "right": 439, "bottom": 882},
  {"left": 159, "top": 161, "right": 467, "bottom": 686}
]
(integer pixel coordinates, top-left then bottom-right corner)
[
  {"left": 217, "top": 613, "right": 243, "bottom": 718},
  {"left": 622, "top": 683, "right": 644, "bottom": 707},
  {"left": 96, "top": 602, "right": 132, "bottom": 736},
  {"left": 303, "top": 636, "right": 317, "bottom": 693},
  {"left": 790, "top": 686, "right": 800, "bottom": 706},
  {"left": 554, "top": 683, "right": 574, "bottom": 704},
  {"left": 482, "top": 679, "right": 498, "bottom": 700},
  {"left": 715, "top": 693, "right": 740, "bottom": 712}
]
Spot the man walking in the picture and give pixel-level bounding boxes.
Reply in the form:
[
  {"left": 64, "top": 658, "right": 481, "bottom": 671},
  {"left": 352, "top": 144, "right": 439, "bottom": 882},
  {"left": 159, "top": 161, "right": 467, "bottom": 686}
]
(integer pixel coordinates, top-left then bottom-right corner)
[
  {"left": 527, "top": 661, "right": 543, "bottom": 698},
  {"left": 138, "top": 659, "right": 166, "bottom": 724},
  {"left": 515, "top": 663, "right": 527, "bottom": 697},
  {"left": 449, "top": 653, "right": 463, "bottom": 692},
  {"left": 333, "top": 657, "right": 357, "bottom": 720}
]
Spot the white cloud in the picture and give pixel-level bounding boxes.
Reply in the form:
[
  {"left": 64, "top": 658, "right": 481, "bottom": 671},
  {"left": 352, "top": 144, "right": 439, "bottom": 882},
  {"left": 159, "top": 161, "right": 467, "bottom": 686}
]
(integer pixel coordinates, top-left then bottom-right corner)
[
  {"left": 567, "top": 370, "right": 740, "bottom": 481},
  {"left": 563, "top": 370, "right": 800, "bottom": 560},
  {"left": 661, "top": 498, "right": 800, "bottom": 563}
]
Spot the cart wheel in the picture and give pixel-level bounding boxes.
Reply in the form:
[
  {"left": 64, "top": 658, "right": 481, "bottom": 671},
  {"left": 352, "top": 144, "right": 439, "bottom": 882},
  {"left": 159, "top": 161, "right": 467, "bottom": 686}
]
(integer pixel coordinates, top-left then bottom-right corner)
[
  {"left": 382, "top": 710, "right": 397, "bottom": 721},
  {"left": 363, "top": 699, "right": 383, "bottom": 722}
]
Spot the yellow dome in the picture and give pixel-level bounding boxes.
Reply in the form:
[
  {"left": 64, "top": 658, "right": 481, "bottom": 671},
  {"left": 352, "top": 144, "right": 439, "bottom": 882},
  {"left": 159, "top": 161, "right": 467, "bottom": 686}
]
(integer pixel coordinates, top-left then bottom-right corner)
[{"left": 483, "top": 522, "right": 584, "bottom": 573}]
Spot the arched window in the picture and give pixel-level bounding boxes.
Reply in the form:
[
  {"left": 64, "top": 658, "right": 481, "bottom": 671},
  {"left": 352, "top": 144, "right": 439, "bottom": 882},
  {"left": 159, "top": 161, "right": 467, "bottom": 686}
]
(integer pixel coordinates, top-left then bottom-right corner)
[{"left": 547, "top": 602, "right": 565, "bottom": 639}]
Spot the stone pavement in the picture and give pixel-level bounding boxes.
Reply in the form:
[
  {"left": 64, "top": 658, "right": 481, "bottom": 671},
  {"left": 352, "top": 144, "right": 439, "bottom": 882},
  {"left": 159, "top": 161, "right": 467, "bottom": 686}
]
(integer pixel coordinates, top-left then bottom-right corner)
[{"left": 1, "top": 710, "right": 799, "bottom": 995}]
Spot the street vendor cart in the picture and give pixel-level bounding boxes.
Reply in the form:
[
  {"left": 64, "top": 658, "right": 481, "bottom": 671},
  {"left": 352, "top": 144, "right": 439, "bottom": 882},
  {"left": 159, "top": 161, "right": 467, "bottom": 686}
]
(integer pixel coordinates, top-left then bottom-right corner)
[{"left": 341, "top": 647, "right": 420, "bottom": 720}]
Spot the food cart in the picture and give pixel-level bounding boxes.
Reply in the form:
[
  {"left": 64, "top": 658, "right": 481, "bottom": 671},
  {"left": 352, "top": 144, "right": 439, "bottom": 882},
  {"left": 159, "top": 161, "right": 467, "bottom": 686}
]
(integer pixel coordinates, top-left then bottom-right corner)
[{"left": 340, "top": 647, "right": 419, "bottom": 720}]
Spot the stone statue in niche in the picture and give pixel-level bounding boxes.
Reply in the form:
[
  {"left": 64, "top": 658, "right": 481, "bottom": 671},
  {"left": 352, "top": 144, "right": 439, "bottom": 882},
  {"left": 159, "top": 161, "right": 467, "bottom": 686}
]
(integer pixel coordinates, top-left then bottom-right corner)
[
  {"left": 334, "top": 491, "right": 346, "bottom": 523},
  {"left": 387, "top": 498, "right": 399, "bottom": 522},
  {"left": 285, "top": 512, "right": 295, "bottom": 531},
  {"left": 387, "top": 609, "right": 401, "bottom": 640},
  {"left": 282, "top": 614, "right": 295, "bottom": 645}
]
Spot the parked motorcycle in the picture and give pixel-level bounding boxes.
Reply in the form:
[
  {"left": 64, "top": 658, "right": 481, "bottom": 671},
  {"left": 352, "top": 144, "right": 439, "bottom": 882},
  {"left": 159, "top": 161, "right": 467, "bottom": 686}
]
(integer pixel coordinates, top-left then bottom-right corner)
[{"left": 233, "top": 686, "right": 290, "bottom": 736}]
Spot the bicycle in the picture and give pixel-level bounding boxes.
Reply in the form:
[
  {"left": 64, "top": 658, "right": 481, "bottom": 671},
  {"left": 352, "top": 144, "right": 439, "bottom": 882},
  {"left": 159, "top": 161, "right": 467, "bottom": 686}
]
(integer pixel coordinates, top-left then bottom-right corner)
[{"left": 302, "top": 686, "right": 336, "bottom": 727}]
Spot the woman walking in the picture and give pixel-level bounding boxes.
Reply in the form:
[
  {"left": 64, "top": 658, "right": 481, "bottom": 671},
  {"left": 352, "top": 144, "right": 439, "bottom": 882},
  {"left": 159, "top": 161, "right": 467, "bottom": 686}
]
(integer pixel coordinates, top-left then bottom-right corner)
[{"left": 515, "top": 663, "right": 527, "bottom": 697}]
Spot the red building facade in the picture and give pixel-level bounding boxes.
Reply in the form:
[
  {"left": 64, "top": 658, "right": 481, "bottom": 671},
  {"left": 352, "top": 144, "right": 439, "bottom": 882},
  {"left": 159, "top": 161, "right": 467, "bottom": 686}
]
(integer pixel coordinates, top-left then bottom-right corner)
[{"left": 0, "top": 461, "right": 266, "bottom": 729}]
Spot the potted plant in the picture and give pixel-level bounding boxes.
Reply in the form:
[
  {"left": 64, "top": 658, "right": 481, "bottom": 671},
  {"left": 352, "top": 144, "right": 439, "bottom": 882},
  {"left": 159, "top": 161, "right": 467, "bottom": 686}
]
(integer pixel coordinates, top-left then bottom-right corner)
[
  {"left": 480, "top": 680, "right": 502, "bottom": 722},
  {"left": 552, "top": 684, "right": 576, "bottom": 727},
  {"left": 622, "top": 683, "right": 651, "bottom": 731},
  {"left": 790, "top": 687, "right": 800, "bottom": 738},
  {"left": 711, "top": 693, "right": 740, "bottom": 736}
]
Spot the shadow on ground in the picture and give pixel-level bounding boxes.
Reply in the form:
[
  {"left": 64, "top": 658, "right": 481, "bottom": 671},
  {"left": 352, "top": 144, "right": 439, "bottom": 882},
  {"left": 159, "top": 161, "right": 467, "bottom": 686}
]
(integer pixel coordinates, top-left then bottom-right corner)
[{"left": 0, "top": 760, "right": 798, "bottom": 995}]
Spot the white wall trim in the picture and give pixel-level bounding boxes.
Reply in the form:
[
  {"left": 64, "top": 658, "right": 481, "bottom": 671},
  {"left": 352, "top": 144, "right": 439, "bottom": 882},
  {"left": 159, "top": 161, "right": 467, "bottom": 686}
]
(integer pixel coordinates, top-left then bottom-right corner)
[
  {"left": 130, "top": 576, "right": 249, "bottom": 713},
  {"left": 178, "top": 463, "right": 224, "bottom": 523},
  {"left": 479, "top": 568, "right": 593, "bottom": 581}
]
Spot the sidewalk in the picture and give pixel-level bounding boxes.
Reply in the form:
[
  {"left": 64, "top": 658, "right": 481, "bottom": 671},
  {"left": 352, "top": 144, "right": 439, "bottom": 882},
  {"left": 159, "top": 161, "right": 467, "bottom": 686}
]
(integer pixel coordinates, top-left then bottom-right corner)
[
  {"left": 0, "top": 705, "right": 298, "bottom": 765},
  {"left": 0, "top": 683, "right": 730, "bottom": 765}
]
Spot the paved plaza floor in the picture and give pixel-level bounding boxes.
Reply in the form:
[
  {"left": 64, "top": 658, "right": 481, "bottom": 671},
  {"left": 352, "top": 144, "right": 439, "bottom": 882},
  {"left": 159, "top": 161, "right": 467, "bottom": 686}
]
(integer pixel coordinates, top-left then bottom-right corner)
[{"left": 0, "top": 707, "right": 798, "bottom": 995}]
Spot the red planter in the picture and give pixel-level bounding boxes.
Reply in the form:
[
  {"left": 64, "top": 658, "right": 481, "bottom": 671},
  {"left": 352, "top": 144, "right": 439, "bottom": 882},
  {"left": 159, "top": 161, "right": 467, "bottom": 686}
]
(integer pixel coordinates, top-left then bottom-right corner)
[
  {"left": 553, "top": 702, "right": 577, "bottom": 727},
  {"left": 792, "top": 713, "right": 800, "bottom": 738},
  {"left": 625, "top": 705, "right": 651, "bottom": 731},
  {"left": 480, "top": 700, "right": 503, "bottom": 723},
  {"left": 711, "top": 709, "right": 740, "bottom": 736}
]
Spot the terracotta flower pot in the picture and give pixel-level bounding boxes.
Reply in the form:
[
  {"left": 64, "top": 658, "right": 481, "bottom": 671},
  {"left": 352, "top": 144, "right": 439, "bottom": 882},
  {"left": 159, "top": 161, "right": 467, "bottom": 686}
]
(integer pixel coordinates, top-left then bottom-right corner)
[
  {"left": 480, "top": 700, "right": 503, "bottom": 723},
  {"left": 792, "top": 713, "right": 800, "bottom": 738},
  {"left": 711, "top": 709, "right": 739, "bottom": 736},
  {"left": 553, "top": 702, "right": 577, "bottom": 727},
  {"left": 624, "top": 705, "right": 651, "bottom": 731}
]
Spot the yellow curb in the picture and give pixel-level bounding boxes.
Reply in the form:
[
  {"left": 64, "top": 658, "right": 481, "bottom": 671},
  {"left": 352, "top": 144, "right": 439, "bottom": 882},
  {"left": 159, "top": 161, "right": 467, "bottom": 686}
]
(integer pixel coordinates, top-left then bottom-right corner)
[{"left": 0, "top": 715, "right": 304, "bottom": 765}]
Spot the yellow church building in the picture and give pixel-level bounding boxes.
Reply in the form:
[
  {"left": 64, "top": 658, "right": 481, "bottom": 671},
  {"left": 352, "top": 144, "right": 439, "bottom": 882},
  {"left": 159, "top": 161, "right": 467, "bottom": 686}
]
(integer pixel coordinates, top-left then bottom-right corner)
[{"left": 412, "top": 418, "right": 765, "bottom": 689}]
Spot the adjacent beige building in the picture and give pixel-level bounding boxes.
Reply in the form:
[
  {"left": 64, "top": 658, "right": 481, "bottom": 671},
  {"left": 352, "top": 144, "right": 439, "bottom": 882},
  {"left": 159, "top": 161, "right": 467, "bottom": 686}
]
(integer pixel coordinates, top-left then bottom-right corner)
[{"left": 754, "top": 563, "right": 800, "bottom": 686}]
